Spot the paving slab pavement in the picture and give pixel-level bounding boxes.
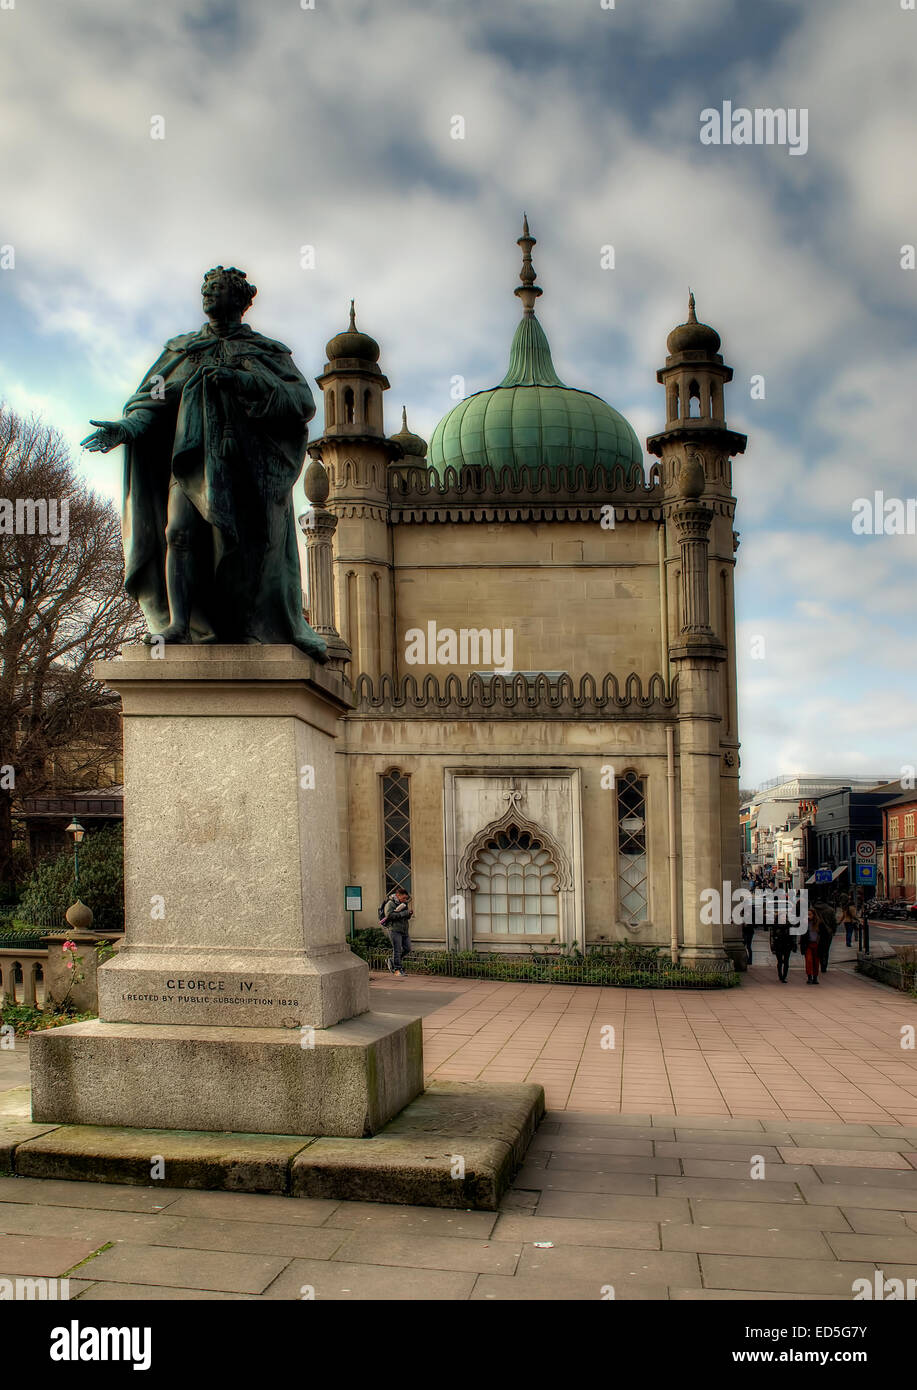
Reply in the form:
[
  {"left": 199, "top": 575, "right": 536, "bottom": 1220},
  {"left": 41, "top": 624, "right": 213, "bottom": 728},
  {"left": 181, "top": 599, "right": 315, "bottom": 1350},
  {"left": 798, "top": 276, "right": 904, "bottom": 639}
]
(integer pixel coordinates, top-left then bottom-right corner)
[
  {"left": 410, "top": 957, "right": 917, "bottom": 1122},
  {"left": 0, "top": 1109, "right": 914, "bottom": 1299},
  {"left": 5, "top": 957, "right": 917, "bottom": 1124},
  {"left": 3, "top": 965, "right": 917, "bottom": 1298}
]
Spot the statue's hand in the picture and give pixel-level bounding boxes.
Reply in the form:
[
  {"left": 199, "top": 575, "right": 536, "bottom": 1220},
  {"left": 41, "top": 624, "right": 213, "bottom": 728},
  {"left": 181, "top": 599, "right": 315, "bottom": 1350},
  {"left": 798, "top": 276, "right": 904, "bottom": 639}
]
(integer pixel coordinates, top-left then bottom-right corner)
[
  {"left": 81, "top": 419, "right": 129, "bottom": 452},
  {"left": 202, "top": 366, "right": 235, "bottom": 386}
]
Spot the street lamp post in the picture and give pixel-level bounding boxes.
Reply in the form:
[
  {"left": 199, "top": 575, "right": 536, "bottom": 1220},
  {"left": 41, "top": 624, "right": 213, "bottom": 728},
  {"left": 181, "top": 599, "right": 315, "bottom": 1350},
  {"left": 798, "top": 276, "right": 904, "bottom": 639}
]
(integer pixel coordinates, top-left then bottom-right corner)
[
  {"left": 64, "top": 819, "right": 93, "bottom": 931},
  {"left": 65, "top": 819, "right": 85, "bottom": 890}
]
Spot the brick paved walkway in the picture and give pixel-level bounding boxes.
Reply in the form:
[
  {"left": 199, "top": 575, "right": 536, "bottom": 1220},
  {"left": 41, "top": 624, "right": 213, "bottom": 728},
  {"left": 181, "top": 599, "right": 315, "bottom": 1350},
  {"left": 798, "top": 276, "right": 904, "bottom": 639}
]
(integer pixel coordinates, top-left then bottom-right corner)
[
  {"left": 2, "top": 957, "right": 917, "bottom": 1299},
  {"left": 408, "top": 954, "right": 917, "bottom": 1123}
]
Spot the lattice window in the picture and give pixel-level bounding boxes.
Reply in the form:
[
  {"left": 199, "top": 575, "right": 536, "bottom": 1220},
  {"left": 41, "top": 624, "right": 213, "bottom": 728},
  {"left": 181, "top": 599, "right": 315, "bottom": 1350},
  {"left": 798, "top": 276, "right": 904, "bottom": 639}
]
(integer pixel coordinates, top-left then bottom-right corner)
[
  {"left": 382, "top": 770, "right": 412, "bottom": 895},
  {"left": 617, "top": 771, "right": 648, "bottom": 924},
  {"left": 472, "top": 825, "right": 558, "bottom": 937}
]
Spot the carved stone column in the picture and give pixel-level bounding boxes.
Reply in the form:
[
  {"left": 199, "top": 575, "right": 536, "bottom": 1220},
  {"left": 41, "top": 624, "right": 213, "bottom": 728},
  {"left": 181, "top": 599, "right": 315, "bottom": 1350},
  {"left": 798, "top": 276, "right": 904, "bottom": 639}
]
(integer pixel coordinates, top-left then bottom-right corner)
[
  {"left": 300, "top": 458, "right": 352, "bottom": 677},
  {"left": 668, "top": 455, "right": 731, "bottom": 968},
  {"left": 673, "top": 503, "right": 714, "bottom": 635}
]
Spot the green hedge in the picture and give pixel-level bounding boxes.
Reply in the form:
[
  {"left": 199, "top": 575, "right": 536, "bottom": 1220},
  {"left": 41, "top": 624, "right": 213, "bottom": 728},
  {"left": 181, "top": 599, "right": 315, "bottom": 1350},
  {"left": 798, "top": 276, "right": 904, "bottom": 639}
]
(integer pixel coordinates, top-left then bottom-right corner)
[
  {"left": 857, "top": 950, "right": 917, "bottom": 997},
  {"left": 348, "top": 936, "right": 739, "bottom": 989},
  {"left": 17, "top": 826, "right": 124, "bottom": 931}
]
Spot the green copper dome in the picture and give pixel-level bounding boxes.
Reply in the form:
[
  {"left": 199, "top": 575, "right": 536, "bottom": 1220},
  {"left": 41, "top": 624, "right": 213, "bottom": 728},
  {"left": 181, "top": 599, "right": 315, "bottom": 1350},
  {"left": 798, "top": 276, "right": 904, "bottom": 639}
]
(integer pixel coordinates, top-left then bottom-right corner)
[{"left": 428, "top": 219, "right": 642, "bottom": 479}]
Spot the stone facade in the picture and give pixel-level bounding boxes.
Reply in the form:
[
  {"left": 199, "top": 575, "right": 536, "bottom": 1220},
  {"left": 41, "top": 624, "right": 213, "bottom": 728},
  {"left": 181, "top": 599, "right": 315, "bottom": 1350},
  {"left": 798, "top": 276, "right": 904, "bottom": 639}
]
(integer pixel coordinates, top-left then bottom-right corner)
[{"left": 304, "top": 236, "right": 747, "bottom": 968}]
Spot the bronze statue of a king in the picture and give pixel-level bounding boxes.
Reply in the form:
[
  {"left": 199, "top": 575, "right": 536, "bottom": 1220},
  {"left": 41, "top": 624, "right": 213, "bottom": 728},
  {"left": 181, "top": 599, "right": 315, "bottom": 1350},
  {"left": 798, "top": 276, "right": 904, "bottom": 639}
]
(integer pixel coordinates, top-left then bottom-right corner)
[{"left": 82, "top": 266, "right": 327, "bottom": 661}]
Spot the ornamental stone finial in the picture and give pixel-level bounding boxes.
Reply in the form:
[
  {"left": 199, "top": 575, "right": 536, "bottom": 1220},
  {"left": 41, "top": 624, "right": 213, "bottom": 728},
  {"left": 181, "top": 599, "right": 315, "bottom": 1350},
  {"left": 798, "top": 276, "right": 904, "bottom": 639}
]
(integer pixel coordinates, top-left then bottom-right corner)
[
  {"left": 514, "top": 214, "right": 543, "bottom": 316},
  {"left": 303, "top": 456, "right": 330, "bottom": 507}
]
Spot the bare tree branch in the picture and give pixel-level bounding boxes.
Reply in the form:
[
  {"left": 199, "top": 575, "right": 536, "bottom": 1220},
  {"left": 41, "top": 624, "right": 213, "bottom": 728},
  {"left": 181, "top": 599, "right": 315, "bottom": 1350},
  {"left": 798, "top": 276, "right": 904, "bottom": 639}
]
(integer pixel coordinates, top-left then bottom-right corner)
[{"left": 0, "top": 402, "right": 145, "bottom": 883}]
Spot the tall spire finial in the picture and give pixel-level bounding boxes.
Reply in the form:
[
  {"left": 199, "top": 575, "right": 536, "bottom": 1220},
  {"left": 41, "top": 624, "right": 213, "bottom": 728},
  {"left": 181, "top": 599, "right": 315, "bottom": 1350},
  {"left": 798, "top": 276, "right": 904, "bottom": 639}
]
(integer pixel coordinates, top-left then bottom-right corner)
[
  {"left": 688, "top": 289, "right": 697, "bottom": 323},
  {"left": 514, "top": 213, "right": 543, "bottom": 317},
  {"left": 401, "top": 406, "right": 408, "bottom": 430},
  {"left": 349, "top": 299, "right": 356, "bottom": 331}
]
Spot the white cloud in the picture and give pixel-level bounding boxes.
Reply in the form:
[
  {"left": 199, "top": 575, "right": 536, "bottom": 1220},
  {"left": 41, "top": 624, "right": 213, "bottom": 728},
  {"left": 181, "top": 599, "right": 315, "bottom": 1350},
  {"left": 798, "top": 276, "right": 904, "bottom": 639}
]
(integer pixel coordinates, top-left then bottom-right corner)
[{"left": 0, "top": 0, "right": 915, "bottom": 787}]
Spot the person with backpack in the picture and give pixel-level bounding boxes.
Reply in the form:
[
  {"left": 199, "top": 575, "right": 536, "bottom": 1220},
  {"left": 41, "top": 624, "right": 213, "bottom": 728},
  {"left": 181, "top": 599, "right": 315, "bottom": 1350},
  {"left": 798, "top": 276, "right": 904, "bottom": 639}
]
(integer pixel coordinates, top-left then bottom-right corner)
[{"left": 379, "top": 886, "right": 413, "bottom": 977}]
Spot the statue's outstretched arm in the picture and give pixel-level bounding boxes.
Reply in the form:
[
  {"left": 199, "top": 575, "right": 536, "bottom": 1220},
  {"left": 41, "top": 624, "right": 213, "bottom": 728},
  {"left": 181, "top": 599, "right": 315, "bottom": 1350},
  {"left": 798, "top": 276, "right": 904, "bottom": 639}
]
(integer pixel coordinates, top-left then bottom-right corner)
[{"left": 81, "top": 409, "right": 155, "bottom": 453}]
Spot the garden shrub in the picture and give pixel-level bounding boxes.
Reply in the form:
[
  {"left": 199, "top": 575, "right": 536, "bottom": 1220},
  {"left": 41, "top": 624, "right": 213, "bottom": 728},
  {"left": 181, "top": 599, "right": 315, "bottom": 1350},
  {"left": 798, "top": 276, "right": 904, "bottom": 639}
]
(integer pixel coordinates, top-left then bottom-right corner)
[{"left": 18, "top": 825, "right": 124, "bottom": 930}]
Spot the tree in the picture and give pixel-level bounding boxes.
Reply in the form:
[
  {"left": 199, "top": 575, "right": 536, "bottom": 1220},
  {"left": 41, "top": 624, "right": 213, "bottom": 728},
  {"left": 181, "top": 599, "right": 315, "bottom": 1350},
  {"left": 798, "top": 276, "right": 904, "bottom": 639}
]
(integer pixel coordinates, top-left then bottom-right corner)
[{"left": 0, "top": 403, "right": 144, "bottom": 885}]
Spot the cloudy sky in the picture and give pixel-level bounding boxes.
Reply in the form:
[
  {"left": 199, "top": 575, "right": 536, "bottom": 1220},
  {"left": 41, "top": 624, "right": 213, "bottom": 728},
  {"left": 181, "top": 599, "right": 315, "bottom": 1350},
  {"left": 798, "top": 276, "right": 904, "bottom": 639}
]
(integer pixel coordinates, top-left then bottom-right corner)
[{"left": 1, "top": 0, "right": 915, "bottom": 787}]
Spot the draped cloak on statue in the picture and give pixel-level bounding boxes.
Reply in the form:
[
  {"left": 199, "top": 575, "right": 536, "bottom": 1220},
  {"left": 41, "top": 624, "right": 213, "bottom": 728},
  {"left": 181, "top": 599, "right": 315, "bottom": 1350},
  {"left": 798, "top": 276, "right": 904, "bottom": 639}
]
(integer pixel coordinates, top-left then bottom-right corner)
[{"left": 119, "top": 321, "right": 327, "bottom": 659}]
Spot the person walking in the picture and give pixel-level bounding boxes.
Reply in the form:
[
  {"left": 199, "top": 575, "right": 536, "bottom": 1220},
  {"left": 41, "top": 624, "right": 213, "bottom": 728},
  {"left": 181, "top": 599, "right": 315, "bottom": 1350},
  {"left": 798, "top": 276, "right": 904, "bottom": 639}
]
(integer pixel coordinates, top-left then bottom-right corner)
[
  {"left": 381, "top": 886, "right": 413, "bottom": 978},
  {"left": 816, "top": 900, "right": 837, "bottom": 973},
  {"left": 769, "top": 919, "right": 795, "bottom": 983},
  {"left": 742, "top": 921, "right": 756, "bottom": 966},
  {"left": 837, "top": 898, "right": 859, "bottom": 949},
  {"left": 803, "top": 905, "right": 822, "bottom": 984}
]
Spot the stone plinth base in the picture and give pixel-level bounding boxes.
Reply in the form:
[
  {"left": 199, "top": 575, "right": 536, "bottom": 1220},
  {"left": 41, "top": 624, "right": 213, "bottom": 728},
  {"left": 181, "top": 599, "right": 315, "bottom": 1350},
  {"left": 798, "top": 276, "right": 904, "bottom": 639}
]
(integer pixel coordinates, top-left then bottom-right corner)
[
  {"left": 8, "top": 1081, "right": 545, "bottom": 1210},
  {"left": 29, "top": 1013, "right": 422, "bottom": 1139},
  {"left": 675, "top": 947, "right": 734, "bottom": 972},
  {"left": 98, "top": 945, "right": 369, "bottom": 1032}
]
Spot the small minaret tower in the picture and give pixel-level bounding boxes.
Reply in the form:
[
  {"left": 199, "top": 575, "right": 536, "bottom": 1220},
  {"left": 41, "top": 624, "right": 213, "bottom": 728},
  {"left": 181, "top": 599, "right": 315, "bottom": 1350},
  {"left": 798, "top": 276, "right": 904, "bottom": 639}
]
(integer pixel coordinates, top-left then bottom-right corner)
[
  {"left": 388, "top": 406, "right": 428, "bottom": 463},
  {"left": 308, "top": 304, "right": 402, "bottom": 681},
  {"left": 647, "top": 294, "right": 747, "bottom": 970}
]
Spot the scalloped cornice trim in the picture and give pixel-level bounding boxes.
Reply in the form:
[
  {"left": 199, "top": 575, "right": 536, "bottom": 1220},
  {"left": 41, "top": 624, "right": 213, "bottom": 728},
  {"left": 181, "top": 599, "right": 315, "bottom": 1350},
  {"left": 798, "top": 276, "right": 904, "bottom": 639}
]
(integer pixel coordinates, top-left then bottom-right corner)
[{"left": 351, "top": 670, "right": 677, "bottom": 717}]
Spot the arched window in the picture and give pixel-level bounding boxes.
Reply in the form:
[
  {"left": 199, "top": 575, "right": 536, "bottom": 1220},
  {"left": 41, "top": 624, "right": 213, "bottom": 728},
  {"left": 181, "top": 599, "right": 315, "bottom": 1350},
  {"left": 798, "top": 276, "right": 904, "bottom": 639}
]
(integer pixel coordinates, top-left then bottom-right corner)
[
  {"left": 363, "top": 388, "right": 373, "bottom": 427},
  {"left": 326, "top": 391, "right": 336, "bottom": 428},
  {"left": 617, "top": 771, "right": 648, "bottom": 925},
  {"left": 344, "top": 387, "right": 355, "bottom": 424},
  {"left": 382, "top": 770, "right": 412, "bottom": 895},
  {"left": 688, "top": 380, "right": 701, "bottom": 418},
  {"left": 471, "top": 825, "right": 558, "bottom": 936}
]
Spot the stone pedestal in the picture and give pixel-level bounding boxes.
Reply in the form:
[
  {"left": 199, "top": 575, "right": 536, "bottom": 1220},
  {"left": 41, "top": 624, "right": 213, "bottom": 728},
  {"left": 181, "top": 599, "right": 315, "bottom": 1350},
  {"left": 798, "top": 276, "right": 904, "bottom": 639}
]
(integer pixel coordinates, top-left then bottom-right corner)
[
  {"left": 28, "top": 644, "right": 423, "bottom": 1137},
  {"left": 30, "top": 1014, "right": 423, "bottom": 1139}
]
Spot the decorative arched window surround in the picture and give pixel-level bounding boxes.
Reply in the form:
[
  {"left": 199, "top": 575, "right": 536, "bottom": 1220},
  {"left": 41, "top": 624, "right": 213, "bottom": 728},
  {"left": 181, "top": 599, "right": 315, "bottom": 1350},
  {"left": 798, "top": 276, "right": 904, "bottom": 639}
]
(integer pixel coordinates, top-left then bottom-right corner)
[
  {"left": 456, "top": 803, "right": 573, "bottom": 891},
  {"left": 444, "top": 769, "right": 584, "bottom": 954},
  {"left": 456, "top": 805, "right": 573, "bottom": 943}
]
